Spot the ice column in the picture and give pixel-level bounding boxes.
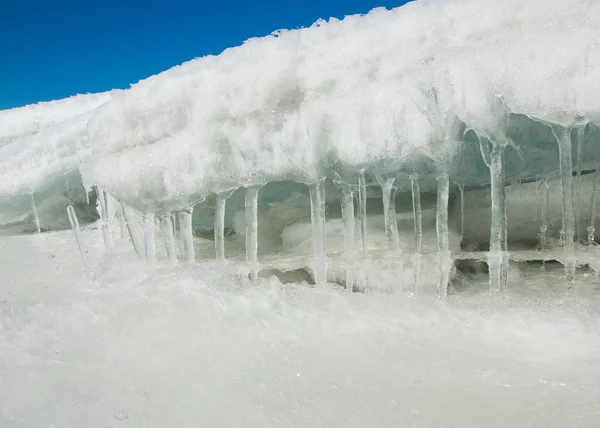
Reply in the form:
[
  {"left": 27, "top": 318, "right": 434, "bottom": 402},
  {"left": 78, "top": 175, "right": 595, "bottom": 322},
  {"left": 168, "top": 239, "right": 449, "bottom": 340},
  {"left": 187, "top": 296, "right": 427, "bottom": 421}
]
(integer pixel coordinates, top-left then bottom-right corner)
[
  {"left": 215, "top": 190, "right": 234, "bottom": 261},
  {"left": 178, "top": 208, "right": 195, "bottom": 265},
  {"left": 411, "top": 176, "right": 423, "bottom": 292},
  {"left": 458, "top": 184, "right": 465, "bottom": 245},
  {"left": 30, "top": 192, "right": 41, "bottom": 234},
  {"left": 357, "top": 170, "right": 369, "bottom": 290},
  {"left": 376, "top": 176, "right": 400, "bottom": 251},
  {"left": 550, "top": 124, "right": 576, "bottom": 286},
  {"left": 94, "top": 186, "right": 112, "bottom": 253},
  {"left": 143, "top": 213, "right": 156, "bottom": 263},
  {"left": 309, "top": 179, "right": 327, "bottom": 288},
  {"left": 337, "top": 183, "right": 356, "bottom": 291},
  {"left": 575, "top": 125, "right": 585, "bottom": 242},
  {"left": 588, "top": 168, "right": 600, "bottom": 245},
  {"left": 122, "top": 205, "right": 146, "bottom": 258},
  {"left": 480, "top": 140, "right": 508, "bottom": 294},
  {"left": 245, "top": 185, "right": 261, "bottom": 280},
  {"left": 66, "top": 205, "right": 87, "bottom": 269},
  {"left": 161, "top": 215, "right": 176, "bottom": 263},
  {"left": 539, "top": 178, "right": 549, "bottom": 250},
  {"left": 436, "top": 172, "right": 451, "bottom": 300}
]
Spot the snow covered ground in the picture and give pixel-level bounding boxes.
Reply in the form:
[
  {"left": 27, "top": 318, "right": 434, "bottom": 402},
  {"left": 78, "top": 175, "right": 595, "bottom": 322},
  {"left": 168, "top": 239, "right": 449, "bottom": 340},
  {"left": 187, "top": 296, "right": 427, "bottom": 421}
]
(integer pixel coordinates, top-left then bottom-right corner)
[{"left": 2, "top": 228, "right": 600, "bottom": 427}]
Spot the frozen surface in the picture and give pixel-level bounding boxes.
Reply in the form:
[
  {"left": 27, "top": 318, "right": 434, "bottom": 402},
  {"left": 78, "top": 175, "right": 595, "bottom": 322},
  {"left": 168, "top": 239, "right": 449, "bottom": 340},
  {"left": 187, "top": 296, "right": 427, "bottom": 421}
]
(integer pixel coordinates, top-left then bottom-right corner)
[{"left": 2, "top": 230, "right": 600, "bottom": 427}]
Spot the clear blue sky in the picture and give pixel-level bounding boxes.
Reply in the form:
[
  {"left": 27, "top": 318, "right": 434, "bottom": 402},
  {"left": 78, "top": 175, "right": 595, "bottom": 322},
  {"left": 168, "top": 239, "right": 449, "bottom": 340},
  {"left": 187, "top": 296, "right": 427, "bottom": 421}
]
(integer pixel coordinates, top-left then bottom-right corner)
[{"left": 0, "top": 0, "right": 409, "bottom": 110}]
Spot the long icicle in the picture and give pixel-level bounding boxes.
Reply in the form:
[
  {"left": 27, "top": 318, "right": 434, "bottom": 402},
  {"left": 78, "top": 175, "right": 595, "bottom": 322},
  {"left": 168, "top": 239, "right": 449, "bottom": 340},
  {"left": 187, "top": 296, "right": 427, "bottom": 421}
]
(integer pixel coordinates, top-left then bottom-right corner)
[
  {"left": 588, "top": 168, "right": 600, "bottom": 245},
  {"left": 245, "top": 185, "right": 261, "bottom": 280},
  {"left": 338, "top": 184, "right": 356, "bottom": 292},
  {"left": 436, "top": 172, "right": 451, "bottom": 300},
  {"left": 94, "top": 186, "right": 111, "bottom": 253},
  {"left": 539, "top": 178, "right": 549, "bottom": 250},
  {"left": 411, "top": 176, "right": 423, "bottom": 293},
  {"left": 30, "top": 192, "right": 41, "bottom": 234},
  {"left": 143, "top": 213, "right": 156, "bottom": 263},
  {"left": 575, "top": 125, "right": 585, "bottom": 243},
  {"left": 122, "top": 204, "right": 146, "bottom": 258},
  {"left": 215, "top": 190, "right": 234, "bottom": 261},
  {"left": 458, "top": 183, "right": 465, "bottom": 246},
  {"left": 178, "top": 207, "right": 195, "bottom": 265},
  {"left": 358, "top": 170, "right": 369, "bottom": 291},
  {"left": 550, "top": 124, "right": 576, "bottom": 288},
  {"left": 481, "top": 140, "right": 508, "bottom": 295},
  {"left": 161, "top": 214, "right": 177, "bottom": 263},
  {"left": 66, "top": 205, "right": 87, "bottom": 269},
  {"left": 309, "top": 178, "right": 327, "bottom": 288},
  {"left": 377, "top": 176, "right": 400, "bottom": 251}
]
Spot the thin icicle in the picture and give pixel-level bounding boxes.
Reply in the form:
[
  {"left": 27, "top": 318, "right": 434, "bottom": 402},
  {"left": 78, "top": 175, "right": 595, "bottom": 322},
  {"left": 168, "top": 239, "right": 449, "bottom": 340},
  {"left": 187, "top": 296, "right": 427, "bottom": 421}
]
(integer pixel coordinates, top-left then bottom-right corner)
[
  {"left": 143, "top": 213, "right": 156, "bottom": 263},
  {"left": 30, "top": 192, "right": 41, "bottom": 234},
  {"left": 550, "top": 124, "right": 576, "bottom": 287},
  {"left": 575, "top": 125, "right": 585, "bottom": 242},
  {"left": 539, "top": 178, "right": 549, "bottom": 250},
  {"left": 122, "top": 204, "right": 146, "bottom": 258},
  {"left": 377, "top": 176, "right": 400, "bottom": 251},
  {"left": 411, "top": 176, "right": 423, "bottom": 292},
  {"left": 436, "top": 172, "right": 451, "bottom": 300},
  {"left": 480, "top": 140, "right": 508, "bottom": 295},
  {"left": 161, "top": 214, "right": 176, "bottom": 263},
  {"left": 309, "top": 178, "right": 327, "bottom": 288},
  {"left": 178, "top": 208, "right": 195, "bottom": 264},
  {"left": 588, "top": 168, "right": 600, "bottom": 245},
  {"left": 358, "top": 170, "right": 368, "bottom": 255},
  {"left": 64, "top": 172, "right": 72, "bottom": 204},
  {"left": 215, "top": 190, "right": 234, "bottom": 261},
  {"left": 66, "top": 205, "right": 87, "bottom": 269},
  {"left": 245, "top": 185, "right": 261, "bottom": 280},
  {"left": 338, "top": 184, "right": 356, "bottom": 291},
  {"left": 94, "top": 186, "right": 111, "bottom": 253},
  {"left": 458, "top": 184, "right": 465, "bottom": 245}
]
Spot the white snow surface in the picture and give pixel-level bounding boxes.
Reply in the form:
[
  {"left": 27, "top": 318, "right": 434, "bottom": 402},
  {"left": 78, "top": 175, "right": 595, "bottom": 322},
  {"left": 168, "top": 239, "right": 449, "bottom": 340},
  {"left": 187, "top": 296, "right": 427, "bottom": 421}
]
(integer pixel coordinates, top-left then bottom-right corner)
[
  {"left": 2, "top": 229, "right": 600, "bottom": 427},
  {"left": 1, "top": 0, "right": 599, "bottom": 208}
]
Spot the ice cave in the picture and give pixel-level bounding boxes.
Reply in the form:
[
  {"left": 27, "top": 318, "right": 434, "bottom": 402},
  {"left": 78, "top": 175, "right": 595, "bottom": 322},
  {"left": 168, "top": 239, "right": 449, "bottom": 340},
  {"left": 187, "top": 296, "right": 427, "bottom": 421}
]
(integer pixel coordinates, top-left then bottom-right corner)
[{"left": 2, "top": 0, "right": 600, "bottom": 425}]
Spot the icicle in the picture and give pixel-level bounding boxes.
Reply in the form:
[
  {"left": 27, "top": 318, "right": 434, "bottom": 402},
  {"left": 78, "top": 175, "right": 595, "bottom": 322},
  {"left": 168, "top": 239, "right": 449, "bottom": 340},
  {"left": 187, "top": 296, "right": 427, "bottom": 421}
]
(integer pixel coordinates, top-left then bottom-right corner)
[
  {"left": 550, "top": 124, "right": 576, "bottom": 287},
  {"left": 66, "top": 205, "right": 87, "bottom": 269},
  {"left": 245, "top": 185, "right": 261, "bottom": 280},
  {"left": 161, "top": 215, "right": 176, "bottom": 263},
  {"left": 411, "top": 176, "right": 423, "bottom": 292},
  {"left": 64, "top": 172, "right": 72, "bottom": 204},
  {"left": 178, "top": 208, "right": 195, "bottom": 265},
  {"left": 575, "top": 125, "right": 585, "bottom": 242},
  {"left": 588, "top": 169, "right": 600, "bottom": 245},
  {"left": 358, "top": 170, "right": 368, "bottom": 255},
  {"left": 122, "top": 205, "right": 146, "bottom": 258},
  {"left": 458, "top": 184, "right": 465, "bottom": 245},
  {"left": 376, "top": 176, "right": 400, "bottom": 251},
  {"left": 436, "top": 172, "right": 451, "bottom": 300},
  {"left": 539, "top": 178, "right": 549, "bottom": 250},
  {"left": 518, "top": 180, "right": 523, "bottom": 199},
  {"left": 94, "top": 186, "right": 111, "bottom": 253},
  {"left": 30, "top": 192, "right": 41, "bottom": 234},
  {"left": 215, "top": 190, "right": 234, "bottom": 261},
  {"left": 338, "top": 184, "right": 356, "bottom": 291},
  {"left": 480, "top": 140, "right": 508, "bottom": 295},
  {"left": 143, "top": 213, "right": 156, "bottom": 263},
  {"left": 308, "top": 178, "right": 327, "bottom": 288}
]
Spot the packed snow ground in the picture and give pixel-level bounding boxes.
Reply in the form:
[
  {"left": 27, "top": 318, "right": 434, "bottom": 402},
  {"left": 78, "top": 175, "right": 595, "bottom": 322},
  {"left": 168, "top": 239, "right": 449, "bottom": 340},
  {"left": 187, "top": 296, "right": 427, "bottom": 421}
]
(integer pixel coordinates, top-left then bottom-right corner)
[{"left": 1, "top": 229, "right": 600, "bottom": 427}]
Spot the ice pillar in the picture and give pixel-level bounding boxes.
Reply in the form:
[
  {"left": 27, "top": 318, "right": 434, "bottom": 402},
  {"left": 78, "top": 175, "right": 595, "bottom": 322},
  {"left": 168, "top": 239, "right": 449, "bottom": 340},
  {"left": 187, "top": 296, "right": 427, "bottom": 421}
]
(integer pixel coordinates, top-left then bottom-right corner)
[
  {"left": 436, "top": 172, "right": 451, "bottom": 300},
  {"left": 94, "top": 186, "right": 112, "bottom": 253},
  {"left": 358, "top": 170, "right": 368, "bottom": 255},
  {"left": 539, "top": 178, "right": 549, "bottom": 250},
  {"left": 215, "top": 190, "right": 234, "bottom": 261},
  {"left": 588, "top": 169, "right": 600, "bottom": 245},
  {"left": 122, "top": 205, "right": 146, "bottom": 258},
  {"left": 161, "top": 215, "right": 176, "bottom": 263},
  {"left": 178, "top": 208, "right": 195, "bottom": 265},
  {"left": 30, "top": 192, "right": 41, "bottom": 234},
  {"left": 575, "top": 125, "right": 585, "bottom": 243},
  {"left": 550, "top": 124, "right": 576, "bottom": 286},
  {"left": 338, "top": 184, "right": 356, "bottom": 291},
  {"left": 143, "top": 213, "right": 156, "bottom": 263},
  {"left": 245, "top": 185, "right": 261, "bottom": 280},
  {"left": 480, "top": 140, "right": 508, "bottom": 295},
  {"left": 411, "top": 176, "right": 423, "bottom": 292},
  {"left": 66, "top": 205, "right": 87, "bottom": 269},
  {"left": 309, "top": 178, "right": 327, "bottom": 288},
  {"left": 377, "top": 176, "right": 400, "bottom": 251},
  {"left": 458, "top": 184, "right": 465, "bottom": 245}
]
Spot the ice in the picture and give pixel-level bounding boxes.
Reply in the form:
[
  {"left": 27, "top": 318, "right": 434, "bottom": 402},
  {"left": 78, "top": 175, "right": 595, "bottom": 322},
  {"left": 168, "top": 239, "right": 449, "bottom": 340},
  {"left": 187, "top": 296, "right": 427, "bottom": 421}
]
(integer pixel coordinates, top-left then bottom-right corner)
[
  {"left": 214, "top": 190, "right": 234, "bottom": 260},
  {"left": 588, "top": 169, "right": 600, "bottom": 245},
  {"left": 178, "top": 208, "right": 195, "bottom": 264},
  {"left": 160, "top": 214, "right": 177, "bottom": 263},
  {"left": 122, "top": 204, "right": 146, "bottom": 258},
  {"left": 29, "top": 192, "right": 41, "bottom": 234},
  {"left": 245, "top": 186, "right": 261, "bottom": 280},
  {"left": 143, "top": 213, "right": 156, "bottom": 263},
  {"left": 66, "top": 205, "right": 87, "bottom": 269},
  {"left": 308, "top": 179, "right": 327, "bottom": 288}
]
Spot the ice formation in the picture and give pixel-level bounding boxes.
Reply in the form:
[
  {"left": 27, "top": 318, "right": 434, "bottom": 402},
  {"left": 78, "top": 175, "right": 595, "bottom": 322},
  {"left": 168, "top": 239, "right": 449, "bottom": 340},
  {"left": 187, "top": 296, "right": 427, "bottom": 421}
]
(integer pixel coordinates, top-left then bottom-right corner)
[{"left": 1, "top": 0, "right": 600, "bottom": 295}]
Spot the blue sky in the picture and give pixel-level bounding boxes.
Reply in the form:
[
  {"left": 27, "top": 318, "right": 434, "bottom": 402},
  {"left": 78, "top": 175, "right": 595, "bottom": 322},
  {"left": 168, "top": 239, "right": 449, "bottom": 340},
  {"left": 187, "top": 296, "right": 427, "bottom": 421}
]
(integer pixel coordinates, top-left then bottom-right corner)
[{"left": 0, "top": 0, "right": 409, "bottom": 110}]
